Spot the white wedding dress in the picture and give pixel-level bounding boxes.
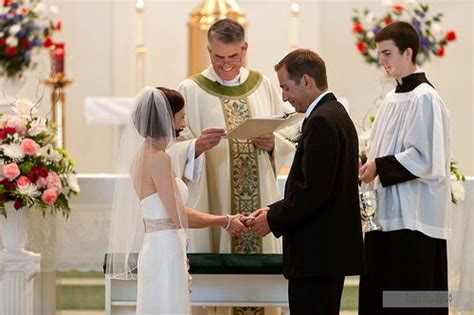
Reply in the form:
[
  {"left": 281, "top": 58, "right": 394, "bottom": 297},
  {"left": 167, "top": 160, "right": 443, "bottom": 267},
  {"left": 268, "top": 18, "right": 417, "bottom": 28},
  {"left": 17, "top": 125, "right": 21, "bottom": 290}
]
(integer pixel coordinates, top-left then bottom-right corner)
[{"left": 136, "top": 177, "right": 191, "bottom": 315}]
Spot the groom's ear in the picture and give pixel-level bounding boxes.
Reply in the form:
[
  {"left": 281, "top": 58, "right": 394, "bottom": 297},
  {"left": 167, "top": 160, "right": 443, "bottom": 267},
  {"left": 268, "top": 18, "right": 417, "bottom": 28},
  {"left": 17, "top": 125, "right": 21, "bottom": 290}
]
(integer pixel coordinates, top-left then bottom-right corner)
[{"left": 301, "top": 74, "right": 315, "bottom": 89}]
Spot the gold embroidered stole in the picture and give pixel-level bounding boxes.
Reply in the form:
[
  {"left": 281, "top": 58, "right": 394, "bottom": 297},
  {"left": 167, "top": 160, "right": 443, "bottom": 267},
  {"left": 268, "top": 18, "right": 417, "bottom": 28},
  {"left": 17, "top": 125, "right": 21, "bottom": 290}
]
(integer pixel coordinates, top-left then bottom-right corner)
[{"left": 191, "top": 71, "right": 263, "bottom": 254}]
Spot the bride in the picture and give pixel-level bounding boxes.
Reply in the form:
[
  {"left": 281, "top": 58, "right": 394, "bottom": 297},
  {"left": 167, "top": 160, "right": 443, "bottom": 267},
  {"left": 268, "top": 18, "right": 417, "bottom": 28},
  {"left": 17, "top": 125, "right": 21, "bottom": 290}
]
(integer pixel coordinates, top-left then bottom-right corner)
[{"left": 106, "top": 86, "right": 248, "bottom": 314}]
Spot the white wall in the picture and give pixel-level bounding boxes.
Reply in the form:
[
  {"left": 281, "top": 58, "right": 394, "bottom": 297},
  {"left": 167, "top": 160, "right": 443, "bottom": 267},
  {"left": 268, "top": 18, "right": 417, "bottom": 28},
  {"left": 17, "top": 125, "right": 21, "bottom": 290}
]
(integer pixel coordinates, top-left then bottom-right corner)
[{"left": 9, "top": 0, "right": 472, "bottom": 175}]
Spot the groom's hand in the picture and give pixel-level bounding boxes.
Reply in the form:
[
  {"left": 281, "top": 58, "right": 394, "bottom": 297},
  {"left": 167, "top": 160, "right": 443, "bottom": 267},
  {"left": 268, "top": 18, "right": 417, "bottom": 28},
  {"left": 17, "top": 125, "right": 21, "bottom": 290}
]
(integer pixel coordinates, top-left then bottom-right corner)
[{"left": 249, "top": 207, "right": 271, "bottom": 236}]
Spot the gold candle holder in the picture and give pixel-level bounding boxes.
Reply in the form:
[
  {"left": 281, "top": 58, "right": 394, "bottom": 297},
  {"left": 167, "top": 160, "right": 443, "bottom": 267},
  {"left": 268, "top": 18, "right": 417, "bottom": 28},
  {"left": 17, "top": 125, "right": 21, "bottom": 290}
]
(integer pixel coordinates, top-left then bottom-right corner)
[
  {"left": 188, "top": 0, "right": 246, "bottom": 76},
  {"left": 44, "top": 73, "right": 72, "bottom": 149}
]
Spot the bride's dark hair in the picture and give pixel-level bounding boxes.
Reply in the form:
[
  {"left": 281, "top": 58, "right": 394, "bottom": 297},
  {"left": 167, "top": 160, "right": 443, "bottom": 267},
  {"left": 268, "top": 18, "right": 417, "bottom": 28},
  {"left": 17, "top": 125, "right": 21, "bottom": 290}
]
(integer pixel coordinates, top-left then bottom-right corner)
[
  {"left": 156, "top": 87, "right": 184, "bottom": 115},
  {"left": 132, "top": 87, "right": 184, "bottom": 138}
]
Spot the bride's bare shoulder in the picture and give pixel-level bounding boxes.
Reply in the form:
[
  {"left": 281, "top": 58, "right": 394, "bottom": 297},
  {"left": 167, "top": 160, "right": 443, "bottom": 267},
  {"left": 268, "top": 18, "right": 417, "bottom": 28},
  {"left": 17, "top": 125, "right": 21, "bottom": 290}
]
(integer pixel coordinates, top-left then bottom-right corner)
[{"left": 142, "top": 150, "right": 172, "bottom": 171}]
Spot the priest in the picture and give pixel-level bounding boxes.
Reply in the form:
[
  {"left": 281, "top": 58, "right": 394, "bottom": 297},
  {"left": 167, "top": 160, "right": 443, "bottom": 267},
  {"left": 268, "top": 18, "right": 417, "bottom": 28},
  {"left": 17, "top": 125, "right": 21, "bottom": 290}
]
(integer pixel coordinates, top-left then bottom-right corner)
[
  {"left": 359, "top": 21, "right": 451, "bottom": 315},
  {"left": 172, "top": 18, "right": 295, "bottom": 256}
]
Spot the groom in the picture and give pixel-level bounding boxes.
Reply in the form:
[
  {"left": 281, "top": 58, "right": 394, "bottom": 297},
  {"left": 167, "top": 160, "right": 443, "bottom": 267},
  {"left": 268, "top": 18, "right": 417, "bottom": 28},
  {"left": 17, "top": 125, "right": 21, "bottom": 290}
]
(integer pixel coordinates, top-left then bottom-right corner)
[{"left": 247, "top": 49, "right": 364, "bottom": 314}]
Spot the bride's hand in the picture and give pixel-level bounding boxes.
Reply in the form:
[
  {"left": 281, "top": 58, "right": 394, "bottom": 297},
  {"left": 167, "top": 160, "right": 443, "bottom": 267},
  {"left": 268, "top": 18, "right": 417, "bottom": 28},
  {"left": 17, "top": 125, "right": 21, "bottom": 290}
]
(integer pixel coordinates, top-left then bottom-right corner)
[{"left": 224, "top": 214, "right": 249, "bottom": 236}]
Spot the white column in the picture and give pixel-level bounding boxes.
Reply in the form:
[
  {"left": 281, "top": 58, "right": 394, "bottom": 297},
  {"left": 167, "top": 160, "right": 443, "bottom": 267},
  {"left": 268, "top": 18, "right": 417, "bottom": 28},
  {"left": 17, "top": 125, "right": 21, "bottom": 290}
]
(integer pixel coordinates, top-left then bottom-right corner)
[{"left": 0, "top": 251, "right": 41, "bottom": 315}]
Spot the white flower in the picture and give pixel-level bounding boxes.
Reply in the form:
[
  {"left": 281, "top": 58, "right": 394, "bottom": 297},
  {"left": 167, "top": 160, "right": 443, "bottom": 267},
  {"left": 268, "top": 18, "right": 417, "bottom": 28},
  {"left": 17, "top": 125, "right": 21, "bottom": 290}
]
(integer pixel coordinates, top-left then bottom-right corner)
[
  {"left": 49, "top": 5, "right": 59, "bottom": 15},
  {"left": 67, "top": 173, "right": 80, "bottom": 193},
  {"left": 6, "top": 36, "right": 18, "bottom": 47},
  {"left": 359, "top": 128, "right": 372, "bottom": 143},
  {"left": 1, "top": 143, "right": 24, "bottom": 161},
  {"left": 366, "top": 31, "right": 375, "bottom": 40},
  {"left": 8, "top": 24, "right": 21, "bottom": 36},
  {"left": 431, "top": 22, "right": 443, "bottom": 37},
  {"left": 28, "top": 117, "right": 48, "bottom": 136},
  {"left": 451, "top": 180, "right": 465, "bottom": 204},
  {"left": 14, "top": 99, "right": 37, "bottom": 118},
  {"left": 33, "top": 2, "right": 47, "bottom": 15},
  {"left": 17, "top": 183, "right": 41, "bottom": 198},
  {"left": 39, "top": 145, "right": 62, "bottom": 163}
]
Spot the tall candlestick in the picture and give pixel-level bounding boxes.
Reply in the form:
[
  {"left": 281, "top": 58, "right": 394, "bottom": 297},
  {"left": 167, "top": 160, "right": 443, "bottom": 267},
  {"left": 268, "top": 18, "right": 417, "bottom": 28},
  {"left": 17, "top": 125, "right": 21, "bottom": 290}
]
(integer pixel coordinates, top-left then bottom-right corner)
[
  {"left": 290, "top": 1, "right": 300, "bottom": 49},
  {"left": 135, "top": 0, "right": 146, "bottom": 92},
  {"left": 136, "top": 0, "right": 145, "bottom": 46}
]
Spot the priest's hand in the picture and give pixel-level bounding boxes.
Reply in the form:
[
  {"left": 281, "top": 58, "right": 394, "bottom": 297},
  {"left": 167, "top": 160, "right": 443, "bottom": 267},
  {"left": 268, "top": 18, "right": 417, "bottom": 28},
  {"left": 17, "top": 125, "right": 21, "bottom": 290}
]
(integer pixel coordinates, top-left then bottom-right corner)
[
  {"left": 248, "top": 207, "right": 271, "bottom": 237},
  {"left": 359, "top": 159, "right": 377, "bottom": 183},
  {"left": 251, "top": 133, "right": 275, "bottom": 154},
  {"left": 195, "top": 127, "right": 226, "bottom": 157}
]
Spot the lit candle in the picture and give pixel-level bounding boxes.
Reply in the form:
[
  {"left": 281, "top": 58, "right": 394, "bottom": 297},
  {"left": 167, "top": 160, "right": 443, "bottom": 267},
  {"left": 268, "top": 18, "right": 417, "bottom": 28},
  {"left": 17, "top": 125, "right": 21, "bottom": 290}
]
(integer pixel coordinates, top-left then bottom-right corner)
[
  {"left": 136, "top": 0, "right": 145, "bottom": 46},
  {"left": 290, "top": 1, "right": 300, "bottom": 49},
  {"left": 53, "top": 42, "right": 65, "bottom": 74}
]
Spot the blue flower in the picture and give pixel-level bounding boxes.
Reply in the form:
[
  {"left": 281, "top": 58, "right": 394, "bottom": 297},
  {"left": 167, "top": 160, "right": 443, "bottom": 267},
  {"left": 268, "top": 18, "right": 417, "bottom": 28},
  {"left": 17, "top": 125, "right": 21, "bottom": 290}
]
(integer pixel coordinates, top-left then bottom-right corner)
[
  {"left": 13, "top": 15, "right": 24, "bottom": 23},
  {"left": 30, "top": 38, "right": 42, "bottom": 47},
  {"left": 16, "top": 28, "right": 27, "bottom": 38},
  {"left": 411, "top": 18, "right": 422, "bottom": 32},
  {"left": 420, "top": 37, "right": 432, "bottom": 49}
]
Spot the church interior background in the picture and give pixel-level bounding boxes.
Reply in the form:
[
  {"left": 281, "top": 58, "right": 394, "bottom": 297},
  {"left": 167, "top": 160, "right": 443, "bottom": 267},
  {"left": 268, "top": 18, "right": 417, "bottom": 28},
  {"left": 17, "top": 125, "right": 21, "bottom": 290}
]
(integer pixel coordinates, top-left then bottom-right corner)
[{"left": 0, "top": 0, "right": 473, "bottom": 314}]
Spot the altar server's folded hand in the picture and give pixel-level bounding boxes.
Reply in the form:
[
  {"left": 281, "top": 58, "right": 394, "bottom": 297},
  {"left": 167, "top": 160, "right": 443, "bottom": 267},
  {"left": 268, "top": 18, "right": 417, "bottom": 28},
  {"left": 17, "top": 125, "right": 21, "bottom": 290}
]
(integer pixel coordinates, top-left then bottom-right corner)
[
  {"left": 251, "top": 133, "right": 275, "bottom": 153},
  {"left": 195, "top": 127, "right": 227, "bottom": 157},
  {"left": 359, "top": 159, "right": 377, "bottom": 183},
  {"left": 249, "top": 207, "right": 271, "bottom": 237}
]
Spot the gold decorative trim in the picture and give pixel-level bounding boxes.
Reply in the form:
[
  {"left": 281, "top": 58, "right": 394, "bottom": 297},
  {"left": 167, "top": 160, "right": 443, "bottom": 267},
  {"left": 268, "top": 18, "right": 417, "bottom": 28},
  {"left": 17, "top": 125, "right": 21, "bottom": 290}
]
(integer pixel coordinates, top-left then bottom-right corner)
[{"left": 221, "top": 98, "right": 262, "bottom": 254}]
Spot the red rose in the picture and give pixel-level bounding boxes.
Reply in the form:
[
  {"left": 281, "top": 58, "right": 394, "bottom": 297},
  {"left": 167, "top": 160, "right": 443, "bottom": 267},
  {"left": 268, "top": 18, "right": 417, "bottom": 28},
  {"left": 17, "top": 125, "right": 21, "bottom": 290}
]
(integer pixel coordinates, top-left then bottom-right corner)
[
  {"left": 27, "top": 166, "right": 49, "bottom": 182},
  {"left": 392, "top": 5, "right": 403, "bottom": 13},
  {"left": 0, "top": 130, "right": 6, "bottom": 139},
  {"left": 5, "top": 46, "right": 17, "bottom": 56},
  {"left": 0, "top": 193, "right": 6, "bottom": 202},
  {"left": 14, "top": 199, "right": 24, "bottom": 210},
  {"left": 38, "top": 167, "right": 49, "bottom": 178},
  {"left": 55, "top": 21, "right": 62, "bottom": 31},
  {"left": 384, "top": 16, "right": 392, "bottom": 25},
  {"left": 3, "top": 0, "right": 11, "bottom": 6},
  {"left": 445, "top": 31, "right": 456, "bottom": 42},
  {"left": 20, "top": 39, "right": 29, "bottom": 50},
  {"left": 4, "top": 127, "right": 16, "bottom": 134},
  {"left": 356, "top": 41, "right": 366, "bottom": 53},
  {"left": 21, "top": 7, "right": 28, "bottom": 14},
  {"left": 352, "top": 22, "right": 363, "bottom": 34},
  {"left": 0, "top": 38, "right": 5, "bottom": 46},
  {"left": 1, "top": 179, "right": 16, "bottom": 191},
  {"left": 436, "top": 46, "right": 445, "bottom": 57},
  {"left": 44, "top": 38, "right": 53, "bottom": 48}
]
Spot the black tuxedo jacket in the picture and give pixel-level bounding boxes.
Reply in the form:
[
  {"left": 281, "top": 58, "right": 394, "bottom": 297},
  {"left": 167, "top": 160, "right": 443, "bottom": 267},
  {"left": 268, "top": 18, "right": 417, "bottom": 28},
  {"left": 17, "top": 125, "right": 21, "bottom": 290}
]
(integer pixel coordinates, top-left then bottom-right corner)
[{"left": 267, "top": 93, "right": 364, "bottom": 279}]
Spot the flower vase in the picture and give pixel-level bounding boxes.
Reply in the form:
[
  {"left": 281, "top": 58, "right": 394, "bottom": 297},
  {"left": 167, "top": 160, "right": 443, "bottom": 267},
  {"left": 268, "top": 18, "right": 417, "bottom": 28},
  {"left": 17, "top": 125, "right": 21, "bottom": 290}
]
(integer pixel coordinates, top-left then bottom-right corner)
[
  {"left": 0, "top": 204, "right": 41, "bottom": 315},
  {"left": 1, "top": 204, "right": 29, "bottom": 253},
  {"left": 1, "top": 75, "right": 27, "bottom": 105}
]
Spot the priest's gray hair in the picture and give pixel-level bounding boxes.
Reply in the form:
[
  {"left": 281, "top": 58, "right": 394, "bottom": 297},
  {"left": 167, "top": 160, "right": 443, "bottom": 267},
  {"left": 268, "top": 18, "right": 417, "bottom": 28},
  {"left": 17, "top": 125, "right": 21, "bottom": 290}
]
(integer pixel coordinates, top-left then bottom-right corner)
[{"left": 207, "top": 18, "right": 245, "bottom": 45}]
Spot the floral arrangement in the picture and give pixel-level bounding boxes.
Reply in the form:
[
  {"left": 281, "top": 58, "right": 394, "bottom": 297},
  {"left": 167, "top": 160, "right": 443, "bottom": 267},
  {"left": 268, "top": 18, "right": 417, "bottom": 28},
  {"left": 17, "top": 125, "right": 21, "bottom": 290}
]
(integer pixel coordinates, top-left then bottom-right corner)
[
  {"left": 0, "top": 98, "right": 79, "bottom": 218},
  {"left": 351, "top": 2, "right": 457, "bottom": 66},
  {"left": 450, "top": 160, "right": 465, "bottom": 204},
  {"left": 0, "top": 0, "right": 61, "bottom": 78}
]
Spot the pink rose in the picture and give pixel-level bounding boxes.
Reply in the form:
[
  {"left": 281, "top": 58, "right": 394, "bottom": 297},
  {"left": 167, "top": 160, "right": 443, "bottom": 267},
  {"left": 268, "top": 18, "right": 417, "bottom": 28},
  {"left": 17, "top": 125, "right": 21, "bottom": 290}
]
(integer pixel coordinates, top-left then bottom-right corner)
[
  {"left": 36, "top": 176, "right": 47, "bottom": 188},
  {"left": 41, "top": 188, "right": 58, "bottom": 206},
  {"left": 46, "top": 172, "right": 62, "bottom": 193},
  {"left": 17, "top": 176, "right": 31, "bottom": 187},
  {"left": 20, "top": 138, "right": 39, "bottom": 155},
  {"left": 3, "top": 163, "right": 20, "bottom": 180}
]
